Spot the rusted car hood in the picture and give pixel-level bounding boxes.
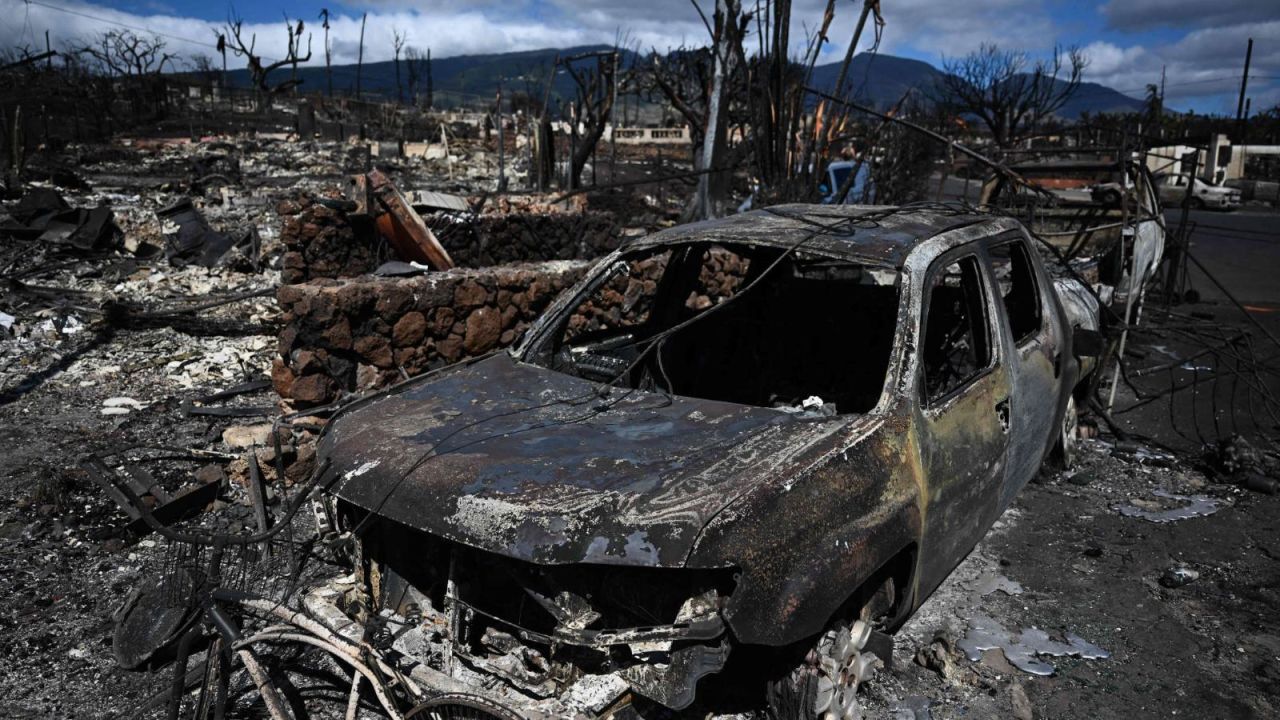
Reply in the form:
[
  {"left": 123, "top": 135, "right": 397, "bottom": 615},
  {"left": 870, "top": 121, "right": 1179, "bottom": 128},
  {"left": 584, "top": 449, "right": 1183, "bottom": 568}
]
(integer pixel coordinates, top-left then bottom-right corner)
[{"left": 320, "top": 353, "right": 847, "bottom": 568}]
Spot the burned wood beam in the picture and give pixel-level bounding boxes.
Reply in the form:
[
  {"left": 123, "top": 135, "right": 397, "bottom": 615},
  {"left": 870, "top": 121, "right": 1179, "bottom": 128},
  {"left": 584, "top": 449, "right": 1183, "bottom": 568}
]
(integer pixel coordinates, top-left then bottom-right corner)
[
  {"left": 368, "top": 170, "right": 455, "bottom": 270},
  {"left": 245, "top": 451, "right": 273, "bottom": 538},
  {"left": 81, "top": 457, "right": 222, "bottom": 536}
]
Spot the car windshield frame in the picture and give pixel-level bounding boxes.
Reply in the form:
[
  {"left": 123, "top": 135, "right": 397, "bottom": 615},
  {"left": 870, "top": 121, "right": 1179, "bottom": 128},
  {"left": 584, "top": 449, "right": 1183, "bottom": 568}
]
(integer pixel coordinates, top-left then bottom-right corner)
[{"left": 516, "top": 239, "right": 908, "bottom": 417}]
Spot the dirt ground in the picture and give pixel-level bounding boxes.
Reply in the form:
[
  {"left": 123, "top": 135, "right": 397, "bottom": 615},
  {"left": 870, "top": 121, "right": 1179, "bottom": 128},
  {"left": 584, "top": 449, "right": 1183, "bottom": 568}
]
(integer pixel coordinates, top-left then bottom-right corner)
[{"left": 1, "top": 141, "right": 1278, "bottom": 719}]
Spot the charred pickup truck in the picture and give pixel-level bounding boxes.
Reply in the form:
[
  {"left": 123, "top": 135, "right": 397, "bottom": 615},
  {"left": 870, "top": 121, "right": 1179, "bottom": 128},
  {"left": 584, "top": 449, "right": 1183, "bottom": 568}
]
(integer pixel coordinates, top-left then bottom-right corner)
[{"left": 309, "top": 204, "right": 1101, "bottom": 718}]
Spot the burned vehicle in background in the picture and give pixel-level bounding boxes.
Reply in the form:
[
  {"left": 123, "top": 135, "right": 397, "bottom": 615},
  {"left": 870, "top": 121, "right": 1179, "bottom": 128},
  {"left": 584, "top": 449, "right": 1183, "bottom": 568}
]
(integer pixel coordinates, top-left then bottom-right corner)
[
  {"left": 311, "top": 204, "right": 1102, "bottom": 718},
  {"left": 980, "top": 158, "right": 1166, "bottom": 314}
]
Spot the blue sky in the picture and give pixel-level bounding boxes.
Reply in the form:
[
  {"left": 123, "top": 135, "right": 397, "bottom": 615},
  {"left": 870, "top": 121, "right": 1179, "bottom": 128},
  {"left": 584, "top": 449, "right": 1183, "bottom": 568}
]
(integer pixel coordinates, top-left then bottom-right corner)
[{"left": 3, "top": 0, "right": 1276, "bottom": 114}]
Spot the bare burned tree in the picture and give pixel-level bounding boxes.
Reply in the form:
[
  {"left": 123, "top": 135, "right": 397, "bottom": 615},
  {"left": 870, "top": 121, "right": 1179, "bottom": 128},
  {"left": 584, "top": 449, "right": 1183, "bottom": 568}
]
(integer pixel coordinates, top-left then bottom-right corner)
[
  {"left": 561, "top": 49, "right": 618, "bottom": 189},
  {"left": 393, "top": 29, "right": 406, "bottom": 104},
  {"left": 645, "top": 47, "right": 714, "bottom": 156},
  {"left": 426, "top": 48, "right": 434, "bottom": 108},
  {"left": 935, "top": 43, "right": 1086, "bottom": 150},
  {"left": 222, "top": 14, "right": 313, "bottom": 107},
  {"left": 642, "top": 0, "right": 751, "bottom": 219},
  {"left": 405, "top": 47, "right": 426, "bottom": 105},
  {"left": 72, "top": 30, "right": 178, "bottom": 122},
  {"left": 189, "top": 54, "right": 220, "bottom": 90},
  {"left": 865, "top": 99, "right": 943, "bottom": 204},
  {"left": 320, "top": 8, "right": 332, "bottom": 97},
  {"left": 75, "top": 30, "right": 177, "bottom": 77}
]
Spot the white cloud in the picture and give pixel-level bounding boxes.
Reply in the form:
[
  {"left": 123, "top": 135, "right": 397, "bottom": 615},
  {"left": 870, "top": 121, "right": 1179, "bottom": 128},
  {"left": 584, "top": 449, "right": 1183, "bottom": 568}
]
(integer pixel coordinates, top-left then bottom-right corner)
[
  {"left": 0, "top": 0, "right": 689, "bottom": 69},
  {"left": 1078, "top": 22, "right": 1279, "bottom": 112},
  {"left": 2, "top": 0, "right": 1066, "bottom": 70},
  {"left": 1081, "top": 41, "right": 1148, "bottom": 76}
]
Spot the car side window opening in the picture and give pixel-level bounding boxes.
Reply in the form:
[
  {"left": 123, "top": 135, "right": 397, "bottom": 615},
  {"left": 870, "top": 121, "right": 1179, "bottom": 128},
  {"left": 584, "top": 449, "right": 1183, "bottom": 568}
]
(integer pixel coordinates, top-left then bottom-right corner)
[
  {"left": 539, "top": 243, "right": 901, "bottom": 416},
  {"left": 987, "top": 239, "right": 1043, "bottom": 345},
  {"left": 922, "top": 256, "right": 992, "bottom": 405}
]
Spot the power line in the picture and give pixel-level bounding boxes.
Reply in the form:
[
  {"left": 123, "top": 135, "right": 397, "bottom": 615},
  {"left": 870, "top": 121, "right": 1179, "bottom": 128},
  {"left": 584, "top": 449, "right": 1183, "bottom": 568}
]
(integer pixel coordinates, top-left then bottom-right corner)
[{"left": 17, "top": 0, "right": 223, "bottom": 53}]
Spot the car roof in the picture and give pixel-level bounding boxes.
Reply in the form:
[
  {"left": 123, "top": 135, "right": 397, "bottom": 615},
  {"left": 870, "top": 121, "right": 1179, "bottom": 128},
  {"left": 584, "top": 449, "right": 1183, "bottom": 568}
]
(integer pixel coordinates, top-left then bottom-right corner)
[{"left": 623, "top": 203, "right": 1004, "bottom": 268}]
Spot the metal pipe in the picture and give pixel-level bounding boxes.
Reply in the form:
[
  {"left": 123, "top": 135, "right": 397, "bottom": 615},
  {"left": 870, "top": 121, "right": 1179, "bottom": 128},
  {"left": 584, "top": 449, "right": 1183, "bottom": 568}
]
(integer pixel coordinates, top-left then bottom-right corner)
[{"left": 235, "top": 631, "right": 402, "bottom": 719}]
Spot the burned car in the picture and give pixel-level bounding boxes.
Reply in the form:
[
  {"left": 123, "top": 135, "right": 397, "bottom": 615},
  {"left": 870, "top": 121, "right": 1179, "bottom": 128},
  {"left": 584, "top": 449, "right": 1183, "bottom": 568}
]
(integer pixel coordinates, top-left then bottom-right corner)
[{"left": 310, "top": 204, "right": 1100, "bottom": 718}]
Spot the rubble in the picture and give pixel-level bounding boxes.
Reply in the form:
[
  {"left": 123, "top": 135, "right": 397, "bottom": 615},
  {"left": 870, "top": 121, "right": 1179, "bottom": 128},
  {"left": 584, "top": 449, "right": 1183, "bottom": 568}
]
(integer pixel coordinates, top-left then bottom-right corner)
[
  {"left": 156, "top": 197, "right": 251, "bottom": 268},
  {"left": 0, "top": 188, "right": 122, "bottom": 252}
]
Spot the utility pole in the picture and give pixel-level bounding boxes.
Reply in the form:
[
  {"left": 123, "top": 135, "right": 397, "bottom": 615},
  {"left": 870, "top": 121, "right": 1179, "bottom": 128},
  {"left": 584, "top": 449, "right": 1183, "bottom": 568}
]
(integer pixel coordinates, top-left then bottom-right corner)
[
  {"left": 609, "top": 50, "right": 618, "bottom": 184},
  {"left": 1235, "top": 37, "right": 1253, "bottom": 135},
  {"left": 1242, "top": 97, "right": 1252, "bottom": 145},
  {"left": 356, "top": 13, "right": 367, "bottom": 100},
  {"left": 44, "top": 31, "right": 51, "bottom": 71}
]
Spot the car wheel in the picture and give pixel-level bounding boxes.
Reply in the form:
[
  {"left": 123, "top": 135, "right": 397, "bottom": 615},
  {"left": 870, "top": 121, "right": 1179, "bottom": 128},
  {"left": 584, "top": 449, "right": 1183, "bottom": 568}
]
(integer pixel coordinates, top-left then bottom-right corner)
[
  {"left": 1050, "top": 395, "right": 1079, "bottom": 470},
  {"left": 1101, "top": 189, "right": 1121, "bottom": 206},
  {"left": 1190, "top": 197, "right": 1206, "bottom": 210},
  {"left": 766, "top": 620, "right": 882, "bottom": 720},
  {"left": 406, "top": 694, "right": 523, "bottom": 719}
]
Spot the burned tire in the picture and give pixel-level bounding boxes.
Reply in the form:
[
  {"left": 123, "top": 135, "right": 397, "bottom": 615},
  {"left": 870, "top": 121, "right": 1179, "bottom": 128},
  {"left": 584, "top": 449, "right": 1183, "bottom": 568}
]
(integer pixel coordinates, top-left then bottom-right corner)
[
  {"left": 766, "top": 620, "right": 882, "bottom": 720},
  {"left": 1049, "top": 395, "right": 1079, "bottom": 470},
  {"left": 406, "top": 694, "right": 523, "bottom": 720}
]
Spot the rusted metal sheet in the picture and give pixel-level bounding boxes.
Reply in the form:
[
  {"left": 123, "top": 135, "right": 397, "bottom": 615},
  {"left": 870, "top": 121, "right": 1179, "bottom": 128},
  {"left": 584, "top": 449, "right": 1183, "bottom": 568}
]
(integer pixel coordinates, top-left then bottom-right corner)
[{"left": 367, "top": 169, "right": 455, "bottom": 270}]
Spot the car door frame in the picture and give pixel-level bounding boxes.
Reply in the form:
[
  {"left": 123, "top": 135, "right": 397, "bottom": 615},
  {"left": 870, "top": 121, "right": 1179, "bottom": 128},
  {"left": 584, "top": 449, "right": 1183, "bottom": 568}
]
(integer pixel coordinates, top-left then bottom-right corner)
[
  {"left": 910, "top": 241, "right": 1014, "bottom": 598},
  {"left": 981, "top": 230, "right": 1065, "bottom": 510}
]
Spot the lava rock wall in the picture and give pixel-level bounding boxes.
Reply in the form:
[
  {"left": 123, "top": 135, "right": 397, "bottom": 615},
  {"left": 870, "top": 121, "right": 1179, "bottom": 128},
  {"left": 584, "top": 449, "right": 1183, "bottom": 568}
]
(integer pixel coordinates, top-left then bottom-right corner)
[
  {"left": 273, "top": 261, "right": 589, "bottom": 406},
  {"left": 278, "top": 199, "right": 620, "bottom": 283}
]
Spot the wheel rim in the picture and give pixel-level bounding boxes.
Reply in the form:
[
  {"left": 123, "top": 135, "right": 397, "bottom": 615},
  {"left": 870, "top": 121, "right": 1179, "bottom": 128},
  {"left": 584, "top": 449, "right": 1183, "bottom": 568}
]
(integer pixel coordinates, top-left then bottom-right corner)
[
  {"left": 811, "top": 620, "right": 881, "bottom": 720},
  {"left": 406, "top": 694, "right": 523, "bottom": 720},
  {"left": 1060, "top": 396, "right": 1078, "bottom": 469}
]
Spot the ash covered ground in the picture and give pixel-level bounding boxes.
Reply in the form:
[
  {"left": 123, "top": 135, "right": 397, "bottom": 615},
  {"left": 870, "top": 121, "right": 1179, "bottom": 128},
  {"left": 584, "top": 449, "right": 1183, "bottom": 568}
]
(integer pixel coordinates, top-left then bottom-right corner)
[{"left": 1, "top": 136, "right": 1279, "bottom": 720}]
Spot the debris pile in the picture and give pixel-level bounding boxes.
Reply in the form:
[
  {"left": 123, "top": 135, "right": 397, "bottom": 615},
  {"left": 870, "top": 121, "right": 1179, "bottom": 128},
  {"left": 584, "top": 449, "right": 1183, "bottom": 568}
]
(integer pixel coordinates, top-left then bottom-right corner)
[{"left": 0, "top": 188, "right": 122, "bottom": 252}]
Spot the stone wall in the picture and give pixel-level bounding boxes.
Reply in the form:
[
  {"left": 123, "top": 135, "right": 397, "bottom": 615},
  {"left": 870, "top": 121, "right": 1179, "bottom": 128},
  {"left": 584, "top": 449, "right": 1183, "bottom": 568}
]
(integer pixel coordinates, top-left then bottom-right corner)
[
  {"left": 272, "top": 261, "right": 589, "bottom": 406},
  {"left": 280, "top": 203, "right": 385, "bottom": 284},
  {"left": 278, "top": 199, "right": 620, "bottom": 283},
  {"left": 441, "top": 212, "right": 620, "bottom": 267}
]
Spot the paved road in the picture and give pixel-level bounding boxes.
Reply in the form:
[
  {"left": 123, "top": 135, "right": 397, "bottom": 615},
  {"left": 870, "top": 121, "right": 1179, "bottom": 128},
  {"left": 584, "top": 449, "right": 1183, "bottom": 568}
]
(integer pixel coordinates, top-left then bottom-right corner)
[{"left": 1169, "top": 207, "right": 1280, "bottom": 309}]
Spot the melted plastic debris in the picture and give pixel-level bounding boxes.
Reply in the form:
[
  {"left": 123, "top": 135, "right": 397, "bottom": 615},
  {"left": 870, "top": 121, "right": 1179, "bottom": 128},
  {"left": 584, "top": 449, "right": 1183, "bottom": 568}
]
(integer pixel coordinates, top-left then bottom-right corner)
[
  {"left": 1114, "top": 489, "right": 1221, "bottom": 523},
  {"left": 957, "top": 615, "right": 1111, "bottom": 676},
  {"left": 974, "top": 572, "right": 1024, "bottom": 597}
]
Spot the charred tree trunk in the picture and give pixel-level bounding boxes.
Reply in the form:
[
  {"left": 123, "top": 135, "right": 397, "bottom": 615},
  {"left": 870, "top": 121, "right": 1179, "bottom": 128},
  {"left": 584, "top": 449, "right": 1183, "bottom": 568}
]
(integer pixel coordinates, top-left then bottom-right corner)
[{"left": 692, "top": 0, "right": 741, "bottom": 220}]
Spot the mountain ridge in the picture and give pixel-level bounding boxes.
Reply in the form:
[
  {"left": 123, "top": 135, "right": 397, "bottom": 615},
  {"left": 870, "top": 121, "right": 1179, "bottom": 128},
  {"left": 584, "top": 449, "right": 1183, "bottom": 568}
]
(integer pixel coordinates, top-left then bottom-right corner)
[{"left": 217, "top": 46, "right": 1145, "bottom": 118}]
